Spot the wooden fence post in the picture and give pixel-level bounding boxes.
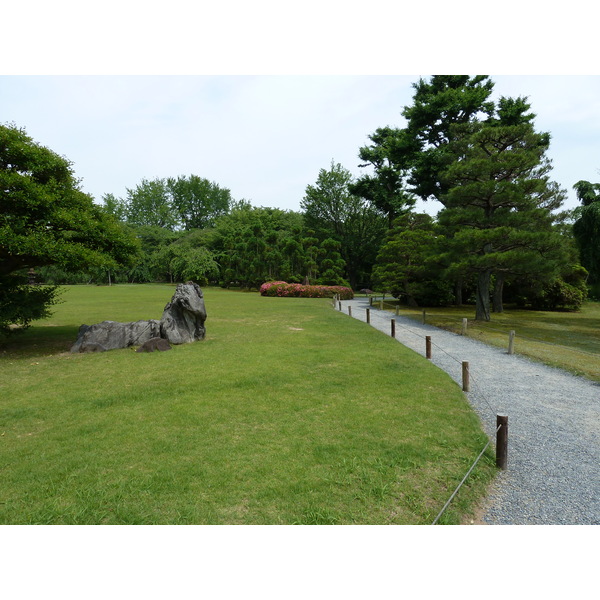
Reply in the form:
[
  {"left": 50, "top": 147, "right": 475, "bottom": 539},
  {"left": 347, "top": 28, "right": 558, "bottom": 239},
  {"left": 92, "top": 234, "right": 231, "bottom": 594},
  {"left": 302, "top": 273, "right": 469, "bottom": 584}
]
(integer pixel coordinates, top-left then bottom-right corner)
[
  {"left": 496, "top": 415, "right": 508, "bottom": 470},
  {"left": 391, "top": 319, "right": 396, "bottom": 338},
  {"left": 366, "top": 308, "right": 370, "bottom": 324},
  {"left": 348, "top": 306, "right": 352, "bottom": 317},
  {"left": 508, "top": 330, "right": 516, "bottom": 355},
  {"left": 395, "top": 305, "right": 399, "bottom": 316},
  {"left": 462, "top": 361, "right": 470, "bottom": 392},
  {"left": 426, "top": 336, "right": 432, "bottom": 359},
  {"left": 462, "top": 318, "right": 468, "bottom": 336},
  {"left": 380, "top": 300, "right": 384, "bottom": 310}
]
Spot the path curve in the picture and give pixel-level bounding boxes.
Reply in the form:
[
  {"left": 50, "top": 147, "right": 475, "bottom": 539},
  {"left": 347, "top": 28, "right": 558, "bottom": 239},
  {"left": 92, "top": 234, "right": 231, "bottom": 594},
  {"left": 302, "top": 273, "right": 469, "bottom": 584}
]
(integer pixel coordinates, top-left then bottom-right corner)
[{"left": 340, "top": 297, "right": 599, "bottom": 525}]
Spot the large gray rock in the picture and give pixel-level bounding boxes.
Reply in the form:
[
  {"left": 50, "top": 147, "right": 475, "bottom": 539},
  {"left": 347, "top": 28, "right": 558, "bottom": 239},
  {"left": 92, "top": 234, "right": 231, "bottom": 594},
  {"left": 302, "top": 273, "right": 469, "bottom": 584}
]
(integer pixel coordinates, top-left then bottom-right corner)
[
  {"left": 70, "top": 283, "right": 207, "bottom": 353},
  {"left": 70, "top": 319, "right": 161, "bottom": 353},
  {"left": 160, "top": 282, "right": 206, "bottom": 344}
]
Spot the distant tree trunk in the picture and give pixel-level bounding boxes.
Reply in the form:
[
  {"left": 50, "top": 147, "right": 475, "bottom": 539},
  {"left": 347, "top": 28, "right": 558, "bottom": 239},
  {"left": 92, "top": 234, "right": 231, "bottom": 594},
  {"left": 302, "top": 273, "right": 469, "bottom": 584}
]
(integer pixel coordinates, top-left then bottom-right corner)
[
  {"left": 475, "top": 269, "right": 491, "bottom": 321},
  {"left": 492, "top": 273, "right": 505, "bottom": 313},
  {"left": 404, "top": 282, "right": 419, "bottom": 307},
  {"left": 454, "top": 278, "right": 463, "bottom": 306}
]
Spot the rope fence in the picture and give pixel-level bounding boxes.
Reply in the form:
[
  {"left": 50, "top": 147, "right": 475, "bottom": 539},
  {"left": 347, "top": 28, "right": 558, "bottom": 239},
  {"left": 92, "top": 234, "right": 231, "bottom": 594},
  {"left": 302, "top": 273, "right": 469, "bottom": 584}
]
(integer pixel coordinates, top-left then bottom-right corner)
[
  {"left": 334, "top": 294, "right": 510, "bottom": 524},
  {"left": 367, "top": 296, "right": 599, "bottom": 360}
]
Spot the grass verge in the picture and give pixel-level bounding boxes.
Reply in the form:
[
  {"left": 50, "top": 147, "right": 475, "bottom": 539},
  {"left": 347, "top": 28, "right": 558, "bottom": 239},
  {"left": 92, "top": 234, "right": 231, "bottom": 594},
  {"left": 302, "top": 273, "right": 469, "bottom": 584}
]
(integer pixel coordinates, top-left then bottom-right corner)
[
  {"left": 385, "top": 301, "right": 600, "bottom": 382},
  {"left": 0, "top": 285, "right": 496, "bottom": 524}
]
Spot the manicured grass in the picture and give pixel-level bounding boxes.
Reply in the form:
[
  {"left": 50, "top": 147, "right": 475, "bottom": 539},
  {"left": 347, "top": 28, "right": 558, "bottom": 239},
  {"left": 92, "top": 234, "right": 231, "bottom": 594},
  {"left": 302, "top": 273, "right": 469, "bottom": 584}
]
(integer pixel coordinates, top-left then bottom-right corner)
[
  {"left": 0, "top": 285, "right": 496, "bottom": 524},
  {"left": 388, "top": 301, "right": 600, "bottom": 381}
]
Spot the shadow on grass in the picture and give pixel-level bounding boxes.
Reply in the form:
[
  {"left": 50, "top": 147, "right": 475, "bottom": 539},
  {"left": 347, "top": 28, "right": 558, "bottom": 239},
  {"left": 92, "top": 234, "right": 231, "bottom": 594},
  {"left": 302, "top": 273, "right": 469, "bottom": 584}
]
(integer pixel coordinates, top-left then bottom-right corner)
[{"left": 0, "top": 325, "right": 80, "bottom": 359}]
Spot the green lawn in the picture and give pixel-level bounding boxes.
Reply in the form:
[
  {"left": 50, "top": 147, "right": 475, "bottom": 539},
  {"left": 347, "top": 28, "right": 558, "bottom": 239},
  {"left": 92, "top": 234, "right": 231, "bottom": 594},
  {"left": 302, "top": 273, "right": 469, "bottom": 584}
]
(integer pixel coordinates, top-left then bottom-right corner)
[
  {"left": 387, "top": 301, "right": 600, "bottom": 381},
  {"left": 0, "top": 285, "right": 496, "bottom": 524}
]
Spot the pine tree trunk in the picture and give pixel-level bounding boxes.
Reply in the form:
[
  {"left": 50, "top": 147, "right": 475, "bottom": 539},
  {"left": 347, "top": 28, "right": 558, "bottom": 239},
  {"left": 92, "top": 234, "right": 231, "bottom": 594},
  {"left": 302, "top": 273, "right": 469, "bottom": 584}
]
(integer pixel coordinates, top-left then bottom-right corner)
[
  {"left": 492, "top": 273, "right": 505, "bottom": 313},
  {"left": 475, "top": 270, "right": 491, "bottom": 321},
  {"left": 404, "top": 282, "right": 419, "bottom": 307},
  {"left": 454, "top": 278, "right": 463, "bottom": 306}
]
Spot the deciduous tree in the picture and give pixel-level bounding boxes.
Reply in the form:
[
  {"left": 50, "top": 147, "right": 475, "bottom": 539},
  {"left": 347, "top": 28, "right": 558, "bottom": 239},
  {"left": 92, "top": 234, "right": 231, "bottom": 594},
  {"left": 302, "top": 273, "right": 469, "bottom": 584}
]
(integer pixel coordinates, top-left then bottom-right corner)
[{"left": 167, "top": 175, "right": 231, "bottom": 230}]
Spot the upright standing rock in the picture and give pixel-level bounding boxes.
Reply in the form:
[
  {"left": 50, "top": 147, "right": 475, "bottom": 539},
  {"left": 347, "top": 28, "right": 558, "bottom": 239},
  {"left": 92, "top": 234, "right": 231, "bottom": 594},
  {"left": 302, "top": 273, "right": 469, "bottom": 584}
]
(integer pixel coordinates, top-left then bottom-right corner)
[{"left": 160, "top": 282, "right": 207, "bottom": 344}]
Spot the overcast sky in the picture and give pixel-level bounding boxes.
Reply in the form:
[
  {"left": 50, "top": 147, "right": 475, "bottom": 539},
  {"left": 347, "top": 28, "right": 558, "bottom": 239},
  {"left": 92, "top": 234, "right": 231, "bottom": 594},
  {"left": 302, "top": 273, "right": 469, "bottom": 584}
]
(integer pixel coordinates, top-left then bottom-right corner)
[{"left": 2, "top": 74, "right": 599, "bottom": 217}]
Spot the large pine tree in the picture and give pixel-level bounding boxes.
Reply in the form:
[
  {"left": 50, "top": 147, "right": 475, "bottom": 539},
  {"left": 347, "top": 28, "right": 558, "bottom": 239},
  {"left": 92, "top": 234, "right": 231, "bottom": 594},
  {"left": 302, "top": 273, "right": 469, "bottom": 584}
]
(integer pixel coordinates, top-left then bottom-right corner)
[{"left": 439, "top": 122, "right": 568, "bottom": 320}]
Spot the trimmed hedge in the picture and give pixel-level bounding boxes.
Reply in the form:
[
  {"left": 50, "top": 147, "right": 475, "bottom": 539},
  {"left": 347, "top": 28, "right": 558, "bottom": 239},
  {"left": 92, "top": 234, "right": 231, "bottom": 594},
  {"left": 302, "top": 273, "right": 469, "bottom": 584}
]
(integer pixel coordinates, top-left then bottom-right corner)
[{"left": 260, "top": 281, "right": 354, "bottom": 300}]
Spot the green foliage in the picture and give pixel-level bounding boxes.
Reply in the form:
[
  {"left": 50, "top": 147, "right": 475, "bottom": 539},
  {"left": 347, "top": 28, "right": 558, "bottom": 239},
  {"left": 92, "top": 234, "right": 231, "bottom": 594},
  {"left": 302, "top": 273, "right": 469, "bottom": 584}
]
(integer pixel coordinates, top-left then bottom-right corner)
[
  {"left": 438, "top": 121, "right": 569, "bottom": 320},
  {"left": 212, "top": 203, "right": 308, "bottom": 288},
  {"left": 351, "top": 127, "right": 417, "bottom": 227},
  {"left": 315, "top": 238, "right": 348, "bottom": 286},
  {"left": 515, "top": 265, "right": 589, "bottom": 311},
  {"left": 373, "top": 213, "right": 453, "bottom": 306},
  {"left": 105, "top": 175, "right": 232, "bottom": 232},
  {"left": 167, "top": 175, "right": 231, "bottom": 230},
  {"left": 0, "top": 123, "right": 139, "bottom": 334},
  {"left": 0, "top": 275, "right": 61, "bottom": 337},
  {"left": 402, "top": 75, "right": 496, "bottom": 203},
  {"left": 572, "top": 180, "right": 600, "bottom": 285},
  {"left": 301, "top": 161, "right": 386, "bottom": 288},
  {"left": 573, "top": 180, "right": 600, "bottom": 207},
  {"left": 123, "top": 178, "right": 179, "bottom": 230},
  {"left": 528, "top": 278, "right": 587, "bottom": 311},
  {"left": 162, "top": 245, "right": 219, "bottom": 286}
]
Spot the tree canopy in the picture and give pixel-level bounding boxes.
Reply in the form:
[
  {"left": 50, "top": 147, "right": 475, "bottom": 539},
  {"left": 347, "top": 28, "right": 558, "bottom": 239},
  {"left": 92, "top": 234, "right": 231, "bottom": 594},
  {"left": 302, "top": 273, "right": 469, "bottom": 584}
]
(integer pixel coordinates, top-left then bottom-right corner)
[
  {"left": 104, "top": 175, "right": 232, "bottom": 231},
  {"left": 0, "top": 123, "right": 139, "bottom": 335},
  {"left": 301, "top": 161, "right": 386, "bottom": 288},
  {"left": 439, "top": 122, "right": 569, "bottom": 319},
  {"left": 354, "top": 75, "right": 581, "bottom": 318},
  {"left": 572, "top": 179, "right": 600, "bottom": 293}
]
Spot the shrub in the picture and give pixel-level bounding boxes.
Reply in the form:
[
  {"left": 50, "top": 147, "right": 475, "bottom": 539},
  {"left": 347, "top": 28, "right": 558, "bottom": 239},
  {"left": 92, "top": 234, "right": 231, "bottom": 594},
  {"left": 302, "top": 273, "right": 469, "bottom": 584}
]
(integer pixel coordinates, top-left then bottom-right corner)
[
  {"left": 529, "top": 279, "right": 587, "bottom": 311},
  {"left": 260, "top": 281, "right": 354, "bottom": 300}
]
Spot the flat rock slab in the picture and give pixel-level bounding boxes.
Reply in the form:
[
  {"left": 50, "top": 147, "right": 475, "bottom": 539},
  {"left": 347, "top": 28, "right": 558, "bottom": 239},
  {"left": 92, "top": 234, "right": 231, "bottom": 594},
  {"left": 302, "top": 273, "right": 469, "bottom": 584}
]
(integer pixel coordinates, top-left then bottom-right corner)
[{"left": 71, "top": 319, "right": 161, "bottom": 353}]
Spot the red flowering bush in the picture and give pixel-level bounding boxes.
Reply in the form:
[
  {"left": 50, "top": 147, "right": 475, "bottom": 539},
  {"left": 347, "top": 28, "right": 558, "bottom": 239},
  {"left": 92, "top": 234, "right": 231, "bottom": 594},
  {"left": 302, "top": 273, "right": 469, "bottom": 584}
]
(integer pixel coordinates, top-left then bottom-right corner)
[{"left": 260, "top": 281, "right": 354, "bottom": 300}]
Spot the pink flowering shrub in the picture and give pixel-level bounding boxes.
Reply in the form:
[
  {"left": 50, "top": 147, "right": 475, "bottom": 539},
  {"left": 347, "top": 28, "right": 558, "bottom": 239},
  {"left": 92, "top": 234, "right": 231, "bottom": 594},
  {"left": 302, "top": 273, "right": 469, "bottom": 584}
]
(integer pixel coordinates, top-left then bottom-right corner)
[{"left": 260, "top": 281, "right": 354, "bottom": 300}]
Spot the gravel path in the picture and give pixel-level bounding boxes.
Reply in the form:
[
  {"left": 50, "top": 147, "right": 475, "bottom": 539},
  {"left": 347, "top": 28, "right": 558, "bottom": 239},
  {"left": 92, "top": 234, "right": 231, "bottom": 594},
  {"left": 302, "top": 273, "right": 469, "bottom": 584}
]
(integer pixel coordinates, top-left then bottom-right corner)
[{"left": 340, "top": 297, "right": 600, "bottom": 525}]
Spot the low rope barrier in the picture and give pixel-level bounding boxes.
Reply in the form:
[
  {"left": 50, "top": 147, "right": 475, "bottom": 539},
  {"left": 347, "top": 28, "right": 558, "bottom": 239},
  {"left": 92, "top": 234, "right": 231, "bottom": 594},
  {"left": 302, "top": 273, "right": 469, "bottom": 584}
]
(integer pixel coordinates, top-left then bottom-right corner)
[
  {"left": 396, "top": 310, "right": 599, "bottom": 358},
  {"left": 431, "top": 423, "right": 502, "bottom": 525},
  {"left": 336, "top": 298, "right": 510, "bottom": 523}
]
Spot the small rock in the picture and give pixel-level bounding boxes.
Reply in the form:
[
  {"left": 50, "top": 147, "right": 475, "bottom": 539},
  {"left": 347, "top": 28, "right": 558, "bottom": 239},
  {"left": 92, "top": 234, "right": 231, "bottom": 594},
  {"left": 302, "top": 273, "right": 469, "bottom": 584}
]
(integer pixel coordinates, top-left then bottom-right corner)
[{"left": 135, "top": 337, "right": 172, "bottom": 352}]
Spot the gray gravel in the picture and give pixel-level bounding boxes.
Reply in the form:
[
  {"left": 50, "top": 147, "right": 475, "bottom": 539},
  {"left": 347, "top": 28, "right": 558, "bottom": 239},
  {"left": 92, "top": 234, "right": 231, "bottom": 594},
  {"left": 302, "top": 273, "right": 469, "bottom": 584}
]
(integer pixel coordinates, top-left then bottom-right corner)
[{"left": 340, "top": 297, "right": 600, "bottom": 525}]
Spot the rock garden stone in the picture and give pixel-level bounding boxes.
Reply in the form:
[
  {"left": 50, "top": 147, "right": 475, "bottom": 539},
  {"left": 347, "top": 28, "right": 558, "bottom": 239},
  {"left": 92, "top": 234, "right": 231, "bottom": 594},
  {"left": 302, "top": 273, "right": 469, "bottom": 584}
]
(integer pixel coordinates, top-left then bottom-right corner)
[{"left": 70, "top": 282, "right": 206, "bottom": 353}]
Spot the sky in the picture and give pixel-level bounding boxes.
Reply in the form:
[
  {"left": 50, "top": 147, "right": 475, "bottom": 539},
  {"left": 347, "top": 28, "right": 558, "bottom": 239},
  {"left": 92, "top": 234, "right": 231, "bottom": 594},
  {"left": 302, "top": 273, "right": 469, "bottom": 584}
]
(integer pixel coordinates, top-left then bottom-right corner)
[{"left": 2, "top": 74, "right": 599, "bottom": 218}]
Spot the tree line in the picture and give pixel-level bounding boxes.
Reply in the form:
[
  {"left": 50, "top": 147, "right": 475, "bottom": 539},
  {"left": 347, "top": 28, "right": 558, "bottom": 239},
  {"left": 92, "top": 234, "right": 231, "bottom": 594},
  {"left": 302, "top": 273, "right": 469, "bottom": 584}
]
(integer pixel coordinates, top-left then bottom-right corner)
[{"left": 2, "top": 75, "right": 598, "bottom": 336}]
